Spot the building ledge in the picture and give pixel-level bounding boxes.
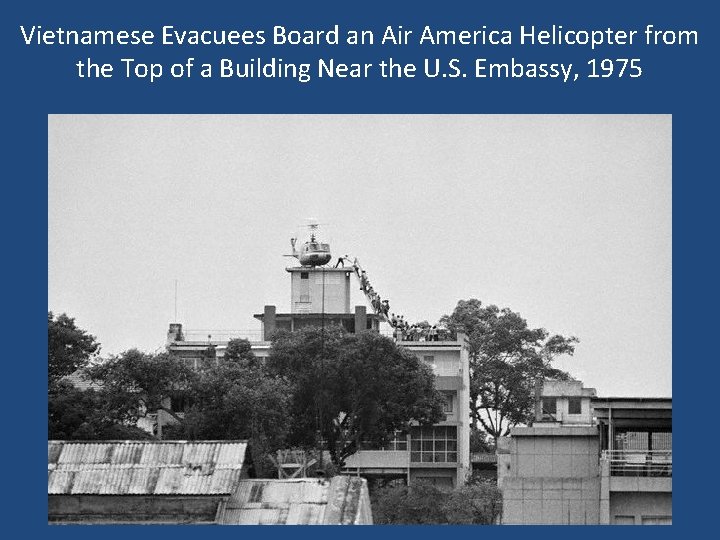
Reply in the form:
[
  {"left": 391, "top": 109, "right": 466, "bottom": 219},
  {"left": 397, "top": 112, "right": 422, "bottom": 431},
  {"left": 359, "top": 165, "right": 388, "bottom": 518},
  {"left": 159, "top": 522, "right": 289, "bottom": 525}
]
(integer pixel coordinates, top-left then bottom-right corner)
[
  {"left": 511, "top": 426, "right": 598, "bottom": 437},
  {"left": 286, "top": 266, "right": 353, "bottom": 273},
  {"left": 608, "top": 475, "right": 672, "bottom": 492},
  {"left": 254, "top": 312, "right": 382, "bottom": 321}
]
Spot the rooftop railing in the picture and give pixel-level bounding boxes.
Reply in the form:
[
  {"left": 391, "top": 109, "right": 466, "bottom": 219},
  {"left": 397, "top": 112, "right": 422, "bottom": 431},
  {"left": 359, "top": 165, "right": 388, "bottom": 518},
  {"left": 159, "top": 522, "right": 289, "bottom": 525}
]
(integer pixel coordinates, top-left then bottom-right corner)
[
  {"left": 181, "top": 329, "right": 264, "bottom": 342},
  {"left": 601, "top": 450, "right": 672, "bottom": 477}
]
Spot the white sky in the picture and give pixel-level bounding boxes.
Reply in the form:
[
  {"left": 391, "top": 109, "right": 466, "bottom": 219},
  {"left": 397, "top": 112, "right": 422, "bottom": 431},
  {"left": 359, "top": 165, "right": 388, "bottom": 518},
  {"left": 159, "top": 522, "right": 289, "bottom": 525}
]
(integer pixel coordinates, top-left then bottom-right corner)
[{"left": 48, "top": 115, "right": 671, "bottom": 397}]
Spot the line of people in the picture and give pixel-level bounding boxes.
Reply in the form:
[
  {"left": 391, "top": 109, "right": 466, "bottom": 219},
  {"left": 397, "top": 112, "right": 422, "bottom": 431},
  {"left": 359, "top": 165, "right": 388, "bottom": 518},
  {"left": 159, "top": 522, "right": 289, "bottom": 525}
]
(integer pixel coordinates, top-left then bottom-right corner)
[{"left": 336, "top": 255, "right": 443, "bottom": 342}]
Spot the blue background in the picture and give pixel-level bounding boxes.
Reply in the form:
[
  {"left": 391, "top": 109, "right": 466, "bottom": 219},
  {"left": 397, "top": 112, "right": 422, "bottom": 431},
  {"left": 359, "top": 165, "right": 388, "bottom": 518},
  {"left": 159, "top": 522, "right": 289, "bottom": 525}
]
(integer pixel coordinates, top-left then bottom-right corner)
[{"left": 4, "top": 0, "right": 716, "bottom": 537}]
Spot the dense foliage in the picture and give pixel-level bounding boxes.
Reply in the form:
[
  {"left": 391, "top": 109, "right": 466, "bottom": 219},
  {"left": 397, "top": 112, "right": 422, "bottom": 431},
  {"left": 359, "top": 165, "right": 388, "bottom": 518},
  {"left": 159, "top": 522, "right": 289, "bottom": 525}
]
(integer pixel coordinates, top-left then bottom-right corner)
[
  {"left": 266, "top": 327, "right": 445, "bottom": 468},
  {"left": 48, "top": 317, "right": 444, "bottom": 477},
  {"left": 440, "top": 299, "right": 577, "bottom": 443},
  {"left": 372, "top": 479, "right": 502, "bottom": 524},
  {"left": 48, "top": 312, "right": 99, "bottom": 385}
]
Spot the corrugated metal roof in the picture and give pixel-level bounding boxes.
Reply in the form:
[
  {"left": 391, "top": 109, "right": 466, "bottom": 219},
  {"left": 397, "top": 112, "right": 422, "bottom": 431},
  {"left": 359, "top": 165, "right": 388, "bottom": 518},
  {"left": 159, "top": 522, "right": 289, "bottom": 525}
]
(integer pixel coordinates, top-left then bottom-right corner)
[
  {"left": 48, "top": 440, "right": 247, "bottom": 496},
  {"left": 217, "top": 476, "right": 372, "bottom": 525}
]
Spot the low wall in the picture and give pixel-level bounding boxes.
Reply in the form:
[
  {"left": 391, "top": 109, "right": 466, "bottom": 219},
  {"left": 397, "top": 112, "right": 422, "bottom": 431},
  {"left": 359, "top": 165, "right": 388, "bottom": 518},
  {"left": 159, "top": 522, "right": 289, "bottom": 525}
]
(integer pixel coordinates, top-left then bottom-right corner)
[
  {"left": 502, "top": 477, "right": 600, "bottom": 524},
  {"left": 49, "top": 495, "right": 224, "bottom": 524},
  {"left": 608, "top": 492, "right": 672, "bottom": 525}
]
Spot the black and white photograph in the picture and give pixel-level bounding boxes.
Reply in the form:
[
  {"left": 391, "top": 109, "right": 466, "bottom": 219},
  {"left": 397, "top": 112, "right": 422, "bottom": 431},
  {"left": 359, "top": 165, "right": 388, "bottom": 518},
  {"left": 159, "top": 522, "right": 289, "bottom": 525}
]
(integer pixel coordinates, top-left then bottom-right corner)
[{"left": 48, "top": 115, "right": 671, "bottom": 525}]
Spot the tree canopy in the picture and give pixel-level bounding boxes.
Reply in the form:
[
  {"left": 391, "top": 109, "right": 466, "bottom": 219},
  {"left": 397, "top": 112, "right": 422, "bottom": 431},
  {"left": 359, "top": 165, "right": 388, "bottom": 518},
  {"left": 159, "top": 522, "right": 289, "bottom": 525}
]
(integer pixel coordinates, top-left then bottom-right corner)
[
  {"left": 266, "top": 327, "right": 444, "bottom": 468},
  {"left": 85, "top": 349, "right": 197, "bottom": 430},
  {"left": 167, "top": 341, "right": 292, "bottom": 476},
  {"left": 224, "top": 338, "right": 258, "bottom": 366},
  {"left": 48, "top": 380, "right": 153, "bottom": 440},
  {"left": 440, "top": 299, "right": 577, "bottom": 444},
  {"left": 48, "top": 312, "right": 100, "bottom": 385}
]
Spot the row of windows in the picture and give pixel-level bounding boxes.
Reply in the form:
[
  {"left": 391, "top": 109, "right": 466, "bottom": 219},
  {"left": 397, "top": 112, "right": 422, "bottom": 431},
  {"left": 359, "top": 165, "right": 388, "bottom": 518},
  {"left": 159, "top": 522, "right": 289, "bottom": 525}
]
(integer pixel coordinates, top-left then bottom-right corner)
[{"left": 543, "top": 397, "right": 582, "bottom": 415}]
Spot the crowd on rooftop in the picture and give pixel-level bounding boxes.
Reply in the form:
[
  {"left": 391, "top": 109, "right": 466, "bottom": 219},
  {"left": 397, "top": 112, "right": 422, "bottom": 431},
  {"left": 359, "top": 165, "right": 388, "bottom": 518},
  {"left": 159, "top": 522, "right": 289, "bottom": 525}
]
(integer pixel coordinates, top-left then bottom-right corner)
[{"left": 334, "top": 256, "right": 448, "bottom": 342}]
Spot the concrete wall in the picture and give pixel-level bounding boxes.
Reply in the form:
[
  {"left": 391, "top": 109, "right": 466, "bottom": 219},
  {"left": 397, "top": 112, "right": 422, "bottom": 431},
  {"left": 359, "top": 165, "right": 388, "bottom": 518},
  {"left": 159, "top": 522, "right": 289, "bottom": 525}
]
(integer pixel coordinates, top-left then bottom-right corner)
[
  {"left": 49, "top": 495, "right": 223, "bottom": 523},
  {"left": 608, "top": 492, "right": 672, "bottom": 525},
  {"left": 499, "top": 430, "right": 601, "bottom": 524},
  {"left": 509, "top": 433, "right": 600, "bottom": 479},
  {"left": 290, "top": 268, "right": 351, "bottom": 314},
  {"left": 502, "top": 477, "right": 601, "bottom": 524},
  {"left": 418, "top": 350, "right": 463, "bottom": 376}
]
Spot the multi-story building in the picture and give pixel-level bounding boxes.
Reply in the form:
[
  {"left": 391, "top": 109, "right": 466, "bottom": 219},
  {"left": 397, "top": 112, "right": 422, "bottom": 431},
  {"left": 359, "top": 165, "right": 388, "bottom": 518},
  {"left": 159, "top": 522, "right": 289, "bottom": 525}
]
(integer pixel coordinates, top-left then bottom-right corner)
[
  {"left": 593, "top": 397, "right": 672, "bottom": 525},
  {"left": 166, "top": 252, "right": 471, "bottom": 488},
  {"left": 497, "top": 380, "right": 672, "bottom": 525},
  {"left": 342, "top": 336, "right": 471, "bottom": 489}
]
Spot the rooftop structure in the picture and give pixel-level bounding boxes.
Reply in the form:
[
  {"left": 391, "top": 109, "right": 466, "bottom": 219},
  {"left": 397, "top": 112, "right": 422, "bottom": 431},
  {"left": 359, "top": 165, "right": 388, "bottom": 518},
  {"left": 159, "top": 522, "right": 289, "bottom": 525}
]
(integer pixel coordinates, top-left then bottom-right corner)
[
  {"left": 48, "top": 440, "right": 249, "bottom": 523},
  {"left": 48, "top": 440, "right": 372, "bottom": 525},
  {"left": 534, "top": 379, "right": 597, "bottom": 426},
  {"left": 217, "top": 476, "right": 372, "bottom": 525}
]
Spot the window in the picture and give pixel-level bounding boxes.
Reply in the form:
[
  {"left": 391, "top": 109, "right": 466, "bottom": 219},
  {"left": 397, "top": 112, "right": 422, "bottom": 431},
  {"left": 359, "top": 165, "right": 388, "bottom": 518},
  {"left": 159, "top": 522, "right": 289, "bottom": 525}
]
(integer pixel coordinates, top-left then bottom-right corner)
[
  {"left": 442, "top": 392, "right": 454, "bottom": 414},
  {"left": 410, "top": 426, "right": 457, "bottom": 463},
  {"left": 613, "top": 516, "right": 635, "bottom": 525},
  {"left": 423, "top": 356, "right": 436, "bottom": 374},
  {"left": 300, "top": 272, "right": 309, "bottom": 279},
  {"left": 568, "top": 397, "right": 582, "bottom": 415},
  {"left": 641, "top": 516, "right": 671, "bottom": 525},
  {"left": 652, "top": 432, "right": 672, "bottom": 450},
  {"left": 385, "top": 430, "right": 408, "bottom": 451},
  {"left": 299, "top": 294, "right": 310, "bottom": 303},
  {"left": 360, "top": 430, "right": 407, "bottom": 451},
  {"left": 543, "top": 398, "right": 557, "bottom": 415}
]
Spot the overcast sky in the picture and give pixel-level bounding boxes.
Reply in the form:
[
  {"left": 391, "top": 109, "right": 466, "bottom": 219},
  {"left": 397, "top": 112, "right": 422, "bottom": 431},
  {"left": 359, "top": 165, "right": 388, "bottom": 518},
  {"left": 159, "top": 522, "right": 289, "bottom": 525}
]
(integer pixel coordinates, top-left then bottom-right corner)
[{"left": 48, "top": 115, "right": 671, "bottom": 397}]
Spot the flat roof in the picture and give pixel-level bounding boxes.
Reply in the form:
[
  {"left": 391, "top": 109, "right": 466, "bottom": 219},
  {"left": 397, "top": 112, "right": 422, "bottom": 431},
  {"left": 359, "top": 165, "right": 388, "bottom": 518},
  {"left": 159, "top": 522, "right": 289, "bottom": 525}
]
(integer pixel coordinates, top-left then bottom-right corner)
[
  {"left": 592, "top": 397, "right": 672, "bottom": 410},
  {"left": 254, "top": 312, "right": 381, "bottom": 321},
  {"left": 286, "top": 266, "right": 353, "bottom": 273}
]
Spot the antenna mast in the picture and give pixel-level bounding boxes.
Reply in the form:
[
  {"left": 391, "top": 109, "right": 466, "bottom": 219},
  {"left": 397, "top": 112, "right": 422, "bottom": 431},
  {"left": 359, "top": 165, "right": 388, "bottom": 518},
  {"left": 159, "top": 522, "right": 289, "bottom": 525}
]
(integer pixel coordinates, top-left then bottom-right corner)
[{"left": 174, "top": 279, "right": 178, "bottom": 322}]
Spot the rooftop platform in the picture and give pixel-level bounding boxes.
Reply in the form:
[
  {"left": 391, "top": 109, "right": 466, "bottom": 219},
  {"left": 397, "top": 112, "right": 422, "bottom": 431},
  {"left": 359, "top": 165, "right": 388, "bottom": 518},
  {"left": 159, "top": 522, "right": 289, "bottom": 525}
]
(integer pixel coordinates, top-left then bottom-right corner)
[{"left": 286, "top": 266, "right": 354, "bottom": 273}]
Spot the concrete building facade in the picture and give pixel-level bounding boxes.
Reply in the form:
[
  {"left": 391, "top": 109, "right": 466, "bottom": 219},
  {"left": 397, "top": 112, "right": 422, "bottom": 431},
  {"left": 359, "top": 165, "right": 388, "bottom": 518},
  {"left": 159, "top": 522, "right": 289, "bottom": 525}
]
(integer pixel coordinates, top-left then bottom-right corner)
[{"left": 498, "top": 380, "right": 672, "bottom": 525}]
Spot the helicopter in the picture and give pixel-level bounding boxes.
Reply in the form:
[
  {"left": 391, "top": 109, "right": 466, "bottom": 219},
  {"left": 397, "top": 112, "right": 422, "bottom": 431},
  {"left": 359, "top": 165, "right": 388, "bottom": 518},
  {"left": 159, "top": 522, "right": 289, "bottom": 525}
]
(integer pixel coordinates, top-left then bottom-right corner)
[{"left": 285, "top": 221, "right": 332, "bottom": 266}]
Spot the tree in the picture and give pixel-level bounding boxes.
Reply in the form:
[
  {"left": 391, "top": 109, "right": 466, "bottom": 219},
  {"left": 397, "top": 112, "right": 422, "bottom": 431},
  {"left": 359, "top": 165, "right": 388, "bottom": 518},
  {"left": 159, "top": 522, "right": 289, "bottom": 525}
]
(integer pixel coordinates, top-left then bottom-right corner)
[
  {"left": 48, "top": 381, "right": 152, "bottom": 440},
  {"left": 167, "top": 352, "right": 292, "bottom": 477},
  {"left": 48, "top": 312, "right": 100, "bottom": 385},
  {"left": 444, "top": 482, "right": 503, "bottom": 524},
  {"left": 85, "top": 349, "right": 197, "bottom": 437},
  {"left": 372, "top": 480, "right": 502, "bottom": 524},
  {"left": 266, "top": 327, "right": 445, "bottom": 468},
  {"left": 224, "top": 338, "right": 257, "bottom": 366},
  {"left": 440, "top": 299, "right": 577, "bottom": 445}
]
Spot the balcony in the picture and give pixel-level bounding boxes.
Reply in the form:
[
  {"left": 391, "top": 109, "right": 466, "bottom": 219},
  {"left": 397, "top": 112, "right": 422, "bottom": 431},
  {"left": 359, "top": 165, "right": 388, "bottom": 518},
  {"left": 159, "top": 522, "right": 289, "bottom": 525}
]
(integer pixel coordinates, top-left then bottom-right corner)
[
  {"left": 601, "top": 450, "right": 672, "bottom": 477},
  {"left": 343, "top": 450, "right": 410, "bottom": 470}
]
